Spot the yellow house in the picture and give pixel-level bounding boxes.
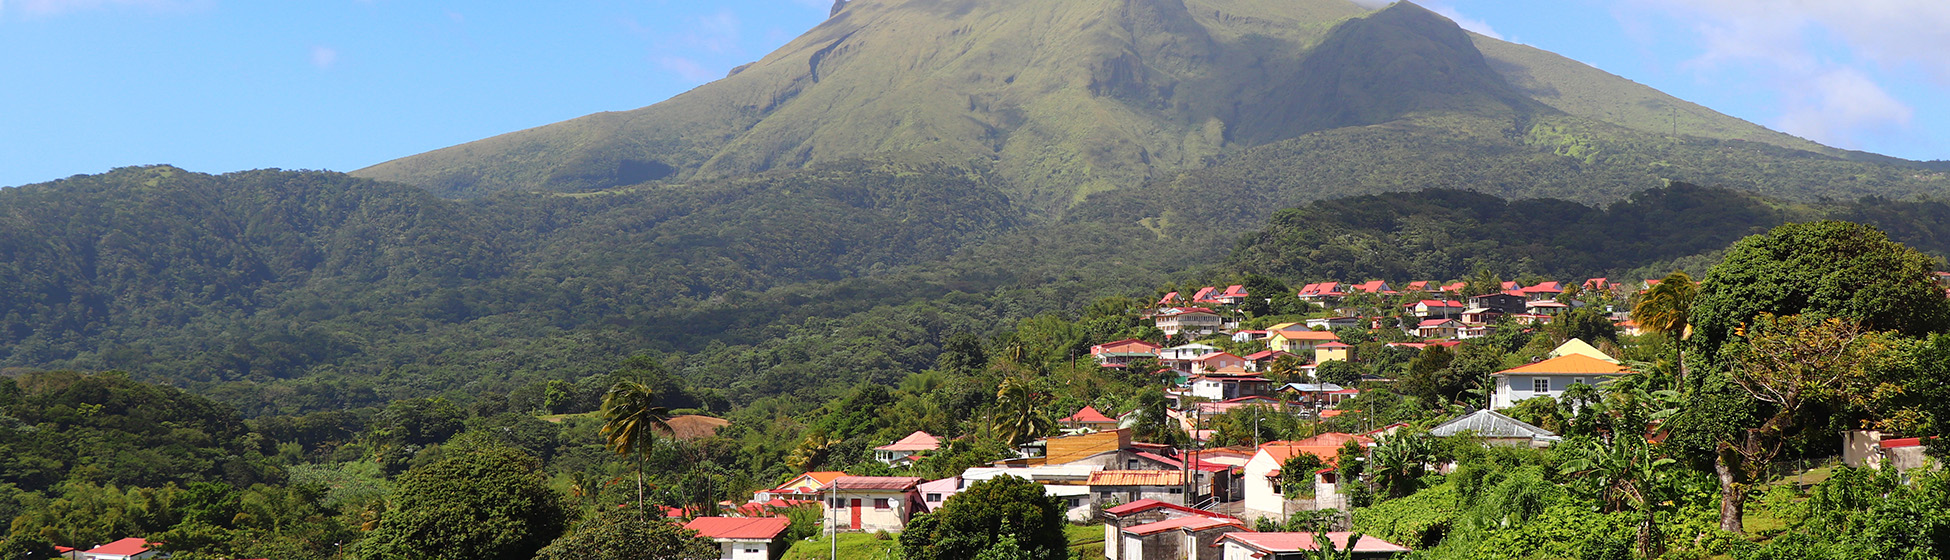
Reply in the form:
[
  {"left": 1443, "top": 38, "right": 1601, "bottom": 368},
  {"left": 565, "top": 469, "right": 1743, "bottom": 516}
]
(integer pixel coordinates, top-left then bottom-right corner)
[
  {"left": 1269, "top": 328, "right": 1341, "bottom": 354},
  {"left": 1313, "top": 341, "right": 1354, "bottom": 363}
]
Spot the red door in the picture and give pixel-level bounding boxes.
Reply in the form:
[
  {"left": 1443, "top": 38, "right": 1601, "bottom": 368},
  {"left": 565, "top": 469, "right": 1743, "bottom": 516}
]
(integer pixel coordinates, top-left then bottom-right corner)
[{"left": 850, "top": 499, "right": 862, "bottom": 530}]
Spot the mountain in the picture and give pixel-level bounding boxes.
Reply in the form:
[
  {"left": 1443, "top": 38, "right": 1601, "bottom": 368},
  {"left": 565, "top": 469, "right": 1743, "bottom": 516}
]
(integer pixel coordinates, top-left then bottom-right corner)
[{"left": 354, "top": 0, "right": 1927, "bottom": 212}]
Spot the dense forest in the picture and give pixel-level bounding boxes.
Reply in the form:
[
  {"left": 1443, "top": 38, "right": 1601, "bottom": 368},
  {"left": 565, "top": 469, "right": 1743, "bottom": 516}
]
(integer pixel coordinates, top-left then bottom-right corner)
[{"left": 9, "top": 166, "right": 1950, "bottom": 421}]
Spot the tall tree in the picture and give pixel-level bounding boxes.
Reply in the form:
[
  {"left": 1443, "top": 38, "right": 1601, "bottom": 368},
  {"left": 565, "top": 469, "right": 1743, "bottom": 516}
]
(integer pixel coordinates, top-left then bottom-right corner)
[
  {"left": 599, "top": 380, "right": 672, "bottom": 513},
  {"left": 1632, "top": 271, "right": 1698, "bottom": 380},
  {"left": 898, "top": 475, "right": 1068, "bottom": 560},
  {"left": 991, "top": 377, "right": 1053, "bottom": 446},
  {"left": 532, "top": 506, "right": 716, "bottom": 560}
]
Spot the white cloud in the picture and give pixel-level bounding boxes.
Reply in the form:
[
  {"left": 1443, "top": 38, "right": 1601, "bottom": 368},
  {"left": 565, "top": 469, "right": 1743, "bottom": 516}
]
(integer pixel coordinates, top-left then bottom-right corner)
[
  {"left": 12, "top": 0, "right": 206, "bottom": 16},
  {"left": 1617, "top": 0, "right": 1950, "bottom": 149},
  {"left": 1774, "top": 68, "right": 1913, "bottom": 150},
  {"left": 1431, "top": 5, "right": 1501, "bottom": 40},
  {"left": 658, "top": 56, "right": 715, "bottom": 83},
  {"left": 310, "top": 45, "right": 339, "bottom": 69}
]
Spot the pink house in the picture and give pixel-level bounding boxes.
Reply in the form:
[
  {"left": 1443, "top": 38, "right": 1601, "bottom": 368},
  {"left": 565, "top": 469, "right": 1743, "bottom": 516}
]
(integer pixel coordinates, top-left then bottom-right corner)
[{"left": 1190, "top": 352, "right": 1248, "bottom": 374}]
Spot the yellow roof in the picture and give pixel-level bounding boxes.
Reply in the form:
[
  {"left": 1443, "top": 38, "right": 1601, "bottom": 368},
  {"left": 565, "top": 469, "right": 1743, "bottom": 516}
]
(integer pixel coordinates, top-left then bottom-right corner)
[{"left": 1494, "top": 354, "right": 1630, "bottom": 376}]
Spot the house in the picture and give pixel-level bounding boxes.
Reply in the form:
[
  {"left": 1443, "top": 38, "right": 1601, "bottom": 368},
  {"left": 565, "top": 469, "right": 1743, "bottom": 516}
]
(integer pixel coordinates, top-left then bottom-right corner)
[
  {"left": 753, "top": 471, "right": 847, "bottom": 502},
  {"left": 1161, "top": 344, "right": 1221, "bottom": 369},
  {"left": 1278, "top": 383, "right": 1355, "bottom": 408},
  {"left": 1103, "top": 500, "right": 1235, "bottom": 560},
  {"left": 1550, "top": 338, "right": 1617, "bottom": 363},
  {"left": 1231, "top": 330, "right": 1269, "bottom": 343},
  {"left": 1524, "top": 300, "right": 1571, "bottom": 316},
  {"left": 917, "top": 476, "right": 961, "bottom": 512},
  {"left": 684, "top": 517, "right": 792, "bottom": 560},
  {"left": 1089, "top": 470, "right": 1191, "bottom": 507},
  {"left": 1118, "top": 515, "right": 1247, "bottom": 560},
  {"left": 1518, "top": 281, "right": 1565, "bottom": 301},
  {"left": 1191, "top": 287, "right": 1222, "bottom": 304},
  {"left": 1296, "top": 283, "right": 1346, "bottom": 304},
  {"left": 1843, "top": 431, "right": 1939, "bottom": 471},
  {"left": 1406, "top": 300, "right": 1466, "bottom": 319},
  {"left": 1430, "top": 409, "right": 1561, "bottom": 447},
  {"left": 1193, "top": 395, "right": 1286, "bottom": 416},
  {"left": 874, "top": 431, "right": 942, "bottom": 465},
  {"left": 1467, "top": 292, "right": 1528, "bottom": 315},
  {"left": 1402, "top": 281, "right": 1433, "bottom": 293},
  {"left": 1156, "top": 308, "right": 1224, "bottom": 337},
  {"left": 1267, "top": 329, "right": 1340, "bottom": 354},
  {"left": 823, "top": 477, "right": 924, "bottom": 532},
  {"left": 1304, "top": 316, "right": 1362, "bottom": 330},
  {"left": 80, "top": 539, "right": 157, "bottom": 560},
  {"left": 1158, "top": 292, "right": 1184, "bottom": 306},
  {"left": 1216, "top": 285, "right": 1252, "bottom": 305},
  {"left": 1488, "top": 353, "right": 1632, "bottom": 409},
  {"left": 1459, "top": 307, "right": 1501, "bottom": 325},
  {"left": 1242, "top": 434, "right": 1372, "bottom": 520},
  {"left": 1413, "top": 319, "right": 1463, "bottom": 339},
  {"left": 1241, "top": 350, "right": 1294, "bottom": 371},
  {"left": 1312, "top": 342, "right": 1354, "bottom": 364},
  {"left": 1439, "top": 282, "right": 1467, "bottom": 294},
  {"left": 1347, "top": 280, "right": 1397, "bottom": 295},
  {"left": 1215, "top": 532, "right": 1411, "bottom": 559},
  {"left": 1063, "top": 406, "right": 1122, "bottom": 431},
  {"left": 1189, "top": 371, "right": 1274, "bottom": 401},
  {"left": 1458, "top": 323, "right": 1495, "bottom": 339},
  {"left": 1191, "top": 352, "right": 1249, "bottom": 374},
  {"left": 1094, "top": 339, "right": 1164, "bottom": 368},
  {"left": 1616, "top": 319, "right": 1643, "bottom": 336}
]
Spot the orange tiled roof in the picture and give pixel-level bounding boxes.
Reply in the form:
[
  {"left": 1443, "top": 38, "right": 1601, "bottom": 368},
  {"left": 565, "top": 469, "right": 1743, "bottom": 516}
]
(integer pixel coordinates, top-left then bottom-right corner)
[
  {"left": 1088, "top": 470, "right": 1184, "bottom": 486},
  {"left": 1493, "top": 354, "right": 1631, "bottom": 376}
]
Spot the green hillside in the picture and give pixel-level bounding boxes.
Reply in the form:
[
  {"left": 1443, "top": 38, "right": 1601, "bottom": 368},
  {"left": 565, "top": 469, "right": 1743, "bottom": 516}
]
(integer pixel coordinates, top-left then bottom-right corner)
[{"left": 352, "top": 0, "right": 1928, "bottom": 212}]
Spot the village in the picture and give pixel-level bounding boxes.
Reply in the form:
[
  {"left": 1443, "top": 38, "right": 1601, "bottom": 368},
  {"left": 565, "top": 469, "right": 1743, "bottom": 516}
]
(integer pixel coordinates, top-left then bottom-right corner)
[{"left": 640, "top": 275, "right": 1950, "bottom": 560}]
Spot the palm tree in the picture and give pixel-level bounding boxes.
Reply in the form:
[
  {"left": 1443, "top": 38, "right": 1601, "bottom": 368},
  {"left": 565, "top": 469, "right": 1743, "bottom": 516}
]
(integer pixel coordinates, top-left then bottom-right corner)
[
  {"left": 992, "top": 377, "right": 1054, "bottom": 446},
  {"left": 600, "top": 380, "right": 671, "bottom": 514},
  {"left": 1559, "top": 435, "right": 1675, "bottom": 558},
  {"left": 1367, "top": 432, "right": 1434, "bottom": 500},
  {"left": 786, "top": 429, "right": 838, "bottom": 472},
  {"left": 1631, "top": 271, "right": 1698, "bottom": 380}
]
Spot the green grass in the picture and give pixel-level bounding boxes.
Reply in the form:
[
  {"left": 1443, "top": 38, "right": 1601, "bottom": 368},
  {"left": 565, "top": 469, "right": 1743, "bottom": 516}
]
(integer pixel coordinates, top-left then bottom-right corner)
[
  {"left": 781, "top": 532, "right": 901, "bottom": 560},
  {"left": 1068, "top": 523, "right": 1107, "bottom": 558}
]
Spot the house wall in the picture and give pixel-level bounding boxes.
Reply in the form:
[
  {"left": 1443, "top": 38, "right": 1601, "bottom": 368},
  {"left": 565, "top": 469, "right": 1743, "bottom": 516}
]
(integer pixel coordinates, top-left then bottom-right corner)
[
  {"left": 1242, "top": 452, "right": 1286, "bottom": 524},
  {"left": 1123, "top": 535, "right": 1147, "bottom": 560},
  {"left": 715, "top": 539, "right": 776, "bottom": 560},
  {"left": 823, "top": 490, "right": 915, "bottom": 532},
  {"left": 1843, "top": 430, "right": 1881, "bottom": 468},
  {"left": 1186, "top": 527, "right": 1242, "bottom": 560},
  {"left": 1047, "top": 430, "right": 1131, "bottom": 465},
  {"left": 1092, "top": 485, "right": 1186, "bottom": 508}
]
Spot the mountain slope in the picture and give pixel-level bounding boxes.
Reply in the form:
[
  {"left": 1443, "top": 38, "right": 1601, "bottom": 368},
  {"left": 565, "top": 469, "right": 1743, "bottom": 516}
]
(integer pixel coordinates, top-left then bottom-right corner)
[{"left": 354, "top": 0, "right": 1884, "bottom": 210}]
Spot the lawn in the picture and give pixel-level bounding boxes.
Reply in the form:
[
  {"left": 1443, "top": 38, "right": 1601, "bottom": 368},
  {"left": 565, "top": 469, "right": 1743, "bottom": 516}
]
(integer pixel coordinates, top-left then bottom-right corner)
[{"left": 781, "top": 532, "right": 900, "bottom": 560}]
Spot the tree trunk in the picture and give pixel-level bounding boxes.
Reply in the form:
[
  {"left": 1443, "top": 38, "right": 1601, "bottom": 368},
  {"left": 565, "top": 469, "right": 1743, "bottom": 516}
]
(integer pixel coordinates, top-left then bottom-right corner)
[
  {"left": 1715, "top": 447, "right": 1744, "bottom": 534},
  {"left": 1637, "top": 506, "right": 1664, "bottom": 558},
  {"left": 636, "top": 454, "right": 647, "bottom": 517}
]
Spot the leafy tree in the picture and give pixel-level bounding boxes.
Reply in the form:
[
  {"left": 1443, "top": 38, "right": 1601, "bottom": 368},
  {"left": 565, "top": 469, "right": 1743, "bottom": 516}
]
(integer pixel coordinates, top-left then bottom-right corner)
[
  {"left": 899, "top": 475, "right": 1067, "bottom": 560},
  {"left": 0, "top": 533, "right": 61, "bottom": 560},
  {"left": 1129, "top": 389, "right": 1184, "bottom": 446},
  {"left": 1545, "top": 307, "right": 1618, "bottom": 347},
  {"left": 1281, "top": 452, "right": 1328, "bottom": 499},
  {"left": 1558, "top": 435, "right": 1675, "bottom": 558},
  {"left": 532, "top": 508, "right": 716, "bottom": 560},
  {"left": 600, "top": 380, "right": 673, "bottom": 511},
  {"left": 1315, "top": 360, "right": 1363, "bottom": 386},
  {"left": 1368, "top": 432, "right": 1435, "bottom": 500},
  {"left": 1690, "top": 220, "right": 1950, "bottom": 367},
  {"left": 358, "top": 435, "right": 569, "bottom": 560}
]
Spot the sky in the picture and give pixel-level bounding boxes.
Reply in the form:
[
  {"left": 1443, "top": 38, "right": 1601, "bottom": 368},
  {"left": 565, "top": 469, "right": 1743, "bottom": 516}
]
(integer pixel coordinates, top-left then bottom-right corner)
[{"left": 1, "top": 0, "right": 1946, "bottom": 188}]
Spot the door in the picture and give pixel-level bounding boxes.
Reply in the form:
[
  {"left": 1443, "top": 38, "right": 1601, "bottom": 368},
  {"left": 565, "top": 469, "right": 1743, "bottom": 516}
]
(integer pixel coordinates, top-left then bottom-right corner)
[{"left": 850, "top": 498, "right": 862, "bottom": 530}]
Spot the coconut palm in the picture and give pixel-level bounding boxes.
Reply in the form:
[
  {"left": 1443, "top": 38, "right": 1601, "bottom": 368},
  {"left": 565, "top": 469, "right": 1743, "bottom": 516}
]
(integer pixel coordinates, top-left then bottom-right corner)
[
  {"left": 599, "top": 380, "right": 671, "bottom": 514},
  {"left": 992, "top": 377, "right": 1054, "bottom": 446},
  {"left": 1631, "top": 271, "right": 1698, "bottom": 380}
]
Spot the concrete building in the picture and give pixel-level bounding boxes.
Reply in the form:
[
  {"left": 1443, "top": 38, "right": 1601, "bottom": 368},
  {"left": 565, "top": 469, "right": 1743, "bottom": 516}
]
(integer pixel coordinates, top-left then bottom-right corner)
[{"left": 684, "top": 517, "right": 791, "bottom": 560}]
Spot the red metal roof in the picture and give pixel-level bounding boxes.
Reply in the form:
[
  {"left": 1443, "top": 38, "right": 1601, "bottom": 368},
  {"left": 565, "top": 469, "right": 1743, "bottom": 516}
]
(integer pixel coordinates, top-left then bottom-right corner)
[
  {"left": 1218, "top": 532, "right": 1410, "bottom": 553},
  {"left": 1062, "top": 406, "right": 1117, "bottom": 424},
  {"left": 1881, "top": 437, "right": 1928, "bottom": 449},
  {"left": 684, "top": 517, "right": 792, "bottom": 540},
  {"left": 1102, "top": 499, "right": 1223, "bottom": 518},
  {"left": 84, "top": 538, "right": 151, "bottom": 556},
  {"left": 833, "top": 476, "right": 923, "bottom": 491},
  {"left": 875, "top": 431, "right": 942, "bottom": 452},
  {"left": 1221, "top": 285, "right": 1250, "bottom": 298},
  {"left": 1124, "top": 516, "right": 1245, "bottom": 536}
]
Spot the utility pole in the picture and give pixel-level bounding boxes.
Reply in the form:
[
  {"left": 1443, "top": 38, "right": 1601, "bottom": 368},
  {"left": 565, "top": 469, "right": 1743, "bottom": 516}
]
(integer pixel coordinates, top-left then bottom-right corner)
[{"left": 829, "top": 482, "right": 837, "bottom": 560}]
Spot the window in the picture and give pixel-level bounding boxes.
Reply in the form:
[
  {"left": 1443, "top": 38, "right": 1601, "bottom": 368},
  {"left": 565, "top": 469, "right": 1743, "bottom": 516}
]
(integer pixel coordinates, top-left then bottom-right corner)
[
  {"left": 1067, "top": 498, "right": 1082, "bottom": 508},
  {"left": 1573, "top": 377, "right": 1586, "bottom": 386},
  {"left": 874, "top": 498, "right": 890, "bottom": 509},
  {"left": 1168, "top": 488, "right": 1184, "bottom": 495},
  {"left": 926, "top": 493, "right": 941, "bottom": 503},
  {"left": 745, "top": 548, "right": 760, "bottom": 554},
  {"left": 1126, "top": 459, "right": 1140, "bottom": 469},
  {"left": 1101, "top": 491, "right": 1113, "bottom": 500},
  {"left": 1532, "top": 378, "right": 1550, "bottom": 393}
]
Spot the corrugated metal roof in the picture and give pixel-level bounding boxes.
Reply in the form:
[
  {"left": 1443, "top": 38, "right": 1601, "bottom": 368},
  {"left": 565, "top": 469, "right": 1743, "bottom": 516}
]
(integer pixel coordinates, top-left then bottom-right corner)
[
  {"left": 1493, "top": 353, "right": 1630, "bottom": 376},
  {"left": 683, "top": 517, "right": 791, "bottom": 540},
  {"left": 833, "top": 476, "right": 923, "bottom": 490},
  {"left": 1430, "top": 409, "right": 1558, "bottom": 439},
  {"left": 1123, "top": 516, "right": 1244, "bottom": 536},
  {"left": 1086, "top": 470, "right": 1184, "bottom": 486},
  {"left": 1219, "top": 532, "right": 1411, "bottom": 553}
]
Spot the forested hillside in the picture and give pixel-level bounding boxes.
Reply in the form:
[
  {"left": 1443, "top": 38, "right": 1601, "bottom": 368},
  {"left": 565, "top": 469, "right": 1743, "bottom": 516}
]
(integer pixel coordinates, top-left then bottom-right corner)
[{"left": 7, "top": 164, "right": 1950, "bottom": 422}]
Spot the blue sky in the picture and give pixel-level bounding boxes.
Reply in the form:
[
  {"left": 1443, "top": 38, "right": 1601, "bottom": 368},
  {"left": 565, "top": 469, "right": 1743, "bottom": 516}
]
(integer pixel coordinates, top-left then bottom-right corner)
[{"left": 1, "top": 0, "right": 1945, "bottom": 188}]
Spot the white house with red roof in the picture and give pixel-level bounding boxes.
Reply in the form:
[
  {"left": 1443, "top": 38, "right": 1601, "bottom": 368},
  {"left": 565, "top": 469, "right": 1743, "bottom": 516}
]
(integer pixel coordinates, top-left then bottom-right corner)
[
  {"left": 1155, "top": 307, "right": 1224, "bottom": 336},
  {"left": 1243, "top": 434, "right": 1373, "bottom": 520},
  {"left": 1347, "top": 280, "right": 1397, "bottom": 295},
  {"left": 1303, "top": 316, "right": 1362, "bottom": 330},
  {"left": 752, "top": 471, "right": 847, "bottom": 502},
  {"left": 1191, "top": 286, "right": 1222, "bottom": 304},
  {"left": 80, "top": 538, "right": 157, "bottom": 560},
  {"left": 1157, "top": 291, "right": 1183, "bottom": 306},
  {"left": 1160, "top": 343, "right": 1221, "bottom": 369},
  {"left": 1407, "top": 299, "right": 1466, "bottom": 319},
  {"left": 1092, "top": 339, "right": 1163, "bottom": 368},
  {"left": 1190, "top": 352, "right": 1248, "bottom": 374},
  {"left": 1061, "top": 406, "right": 1121, "bottom": 431},
  {"left": 1518, "top": 281, "right": 1564, "bottom": 301},
  {"left": 874, "top": 431, "right": 941, "bottom": 466},
  {"left": 1241, "top": 350, "right": 1294, "bottom": 371},
  {"left": 1189, "top": 371, "right": 1274, "bottom": 401},
  {"left": 1296, "top": 282, "right": 1345, "bottom": 304},
  {"left": 1102, "top": 500, "right": 1238, "bottom": 560},
  {"left": 1216, "top": 532, "right": 1410, "bottom": 559},
  {"left": 1118, "top": 515, "right": 1247, "bottom": 560},
  {"left": 823, "top": 477, "right": 924, "bottom": 532},
  {"left": 1414, "top": 318, "right": 1463, "bottom": 339},
  {"left": 684, "top": 517, "right": 791, "bottom": 560},
  {"left": 1216, "top": 284, "right": 1251, "bottom": 305}
]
